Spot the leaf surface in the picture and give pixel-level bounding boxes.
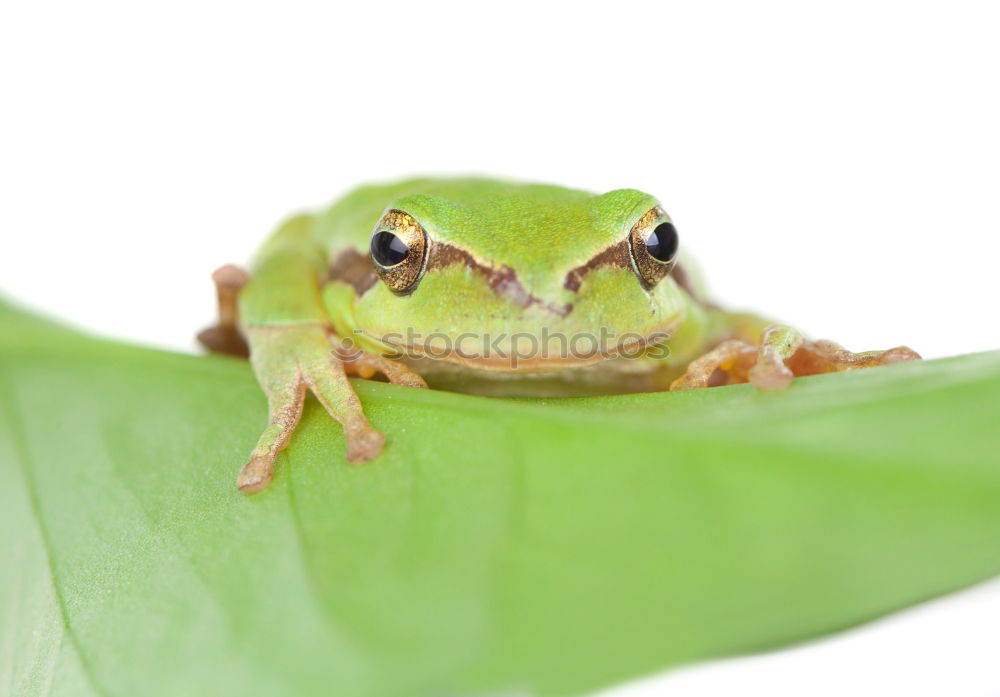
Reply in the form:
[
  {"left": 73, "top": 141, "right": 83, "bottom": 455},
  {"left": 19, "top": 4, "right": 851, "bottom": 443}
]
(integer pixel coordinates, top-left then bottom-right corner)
[{"left": 2, "top": 300, "right": 999, "bottom": 697}]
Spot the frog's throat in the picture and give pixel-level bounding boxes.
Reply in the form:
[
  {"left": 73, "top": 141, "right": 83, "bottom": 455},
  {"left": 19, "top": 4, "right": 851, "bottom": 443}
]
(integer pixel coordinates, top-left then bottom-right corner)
[{"left": 355, "top": 316, "right": 681, "bottom": 374}]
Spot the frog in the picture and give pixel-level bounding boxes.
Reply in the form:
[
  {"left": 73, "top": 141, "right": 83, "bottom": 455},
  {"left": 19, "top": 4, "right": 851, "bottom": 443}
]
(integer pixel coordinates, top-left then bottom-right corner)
[{"left": 198, "top": 177, "right": 920, "bottom": 493}]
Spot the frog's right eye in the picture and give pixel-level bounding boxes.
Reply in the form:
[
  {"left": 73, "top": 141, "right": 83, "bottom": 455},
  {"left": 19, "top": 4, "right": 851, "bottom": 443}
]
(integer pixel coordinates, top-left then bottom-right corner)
[{"left": 369, "top": 209, "right": 429, "bottom": 295}]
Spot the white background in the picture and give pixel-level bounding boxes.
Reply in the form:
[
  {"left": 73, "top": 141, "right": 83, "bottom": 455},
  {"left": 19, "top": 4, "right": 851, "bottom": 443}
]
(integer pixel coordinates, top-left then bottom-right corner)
[{"left": 2, "top": 1, "right": 999, "bottom": 695}]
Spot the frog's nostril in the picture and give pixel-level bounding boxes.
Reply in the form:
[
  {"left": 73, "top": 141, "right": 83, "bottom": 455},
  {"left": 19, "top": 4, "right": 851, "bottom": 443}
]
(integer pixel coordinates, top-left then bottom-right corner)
[{"left": 564, "top": 270, "right": 583, "bottom": 292}]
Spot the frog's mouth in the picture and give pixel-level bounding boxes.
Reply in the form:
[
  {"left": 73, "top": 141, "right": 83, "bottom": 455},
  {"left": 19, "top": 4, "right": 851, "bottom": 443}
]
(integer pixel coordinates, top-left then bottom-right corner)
[{"left": 357, "top": 317, "right": 680, "bottom": 374}]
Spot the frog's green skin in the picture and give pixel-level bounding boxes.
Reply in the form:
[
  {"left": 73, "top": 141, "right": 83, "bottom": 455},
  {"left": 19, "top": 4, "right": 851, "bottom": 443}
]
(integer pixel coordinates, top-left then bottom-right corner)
[
  {"left": 210, "top": 177, "right": 919, "bottom": 492},
  {"left": 247, "top": 179, "right": 712, "bottom": 379}
]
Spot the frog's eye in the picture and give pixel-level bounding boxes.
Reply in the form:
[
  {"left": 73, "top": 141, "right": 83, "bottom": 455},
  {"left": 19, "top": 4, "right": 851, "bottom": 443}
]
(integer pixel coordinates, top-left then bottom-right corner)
[
  {"left": 369, "top": 209, "right": 429, "bottom": 295},
  {"left": 628, "top": 206, "right": 679, "bottom": 289}
]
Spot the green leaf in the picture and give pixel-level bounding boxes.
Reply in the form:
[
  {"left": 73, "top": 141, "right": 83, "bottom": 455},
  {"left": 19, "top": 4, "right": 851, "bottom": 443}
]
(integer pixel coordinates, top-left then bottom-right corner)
[{"left": 2, "top": 298, "right": 1000, "bottom": 697}]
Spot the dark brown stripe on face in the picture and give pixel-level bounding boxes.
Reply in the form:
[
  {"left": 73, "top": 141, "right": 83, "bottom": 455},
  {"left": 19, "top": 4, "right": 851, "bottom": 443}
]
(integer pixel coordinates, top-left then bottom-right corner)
[
  {"left": 563, "top": 239, "right": 632, "bottom": 292},
  {"left": 563, "top": 237, "right": 695, "bottom": 298},
  {"left": 429, "top": 241, "right": 571, "bottom": 316},
  {"left": 329, "top": 248, "right": 378, "bottom": 295},
  {"left": 427, "top": 242, "right": 484, "bottom": 274}
]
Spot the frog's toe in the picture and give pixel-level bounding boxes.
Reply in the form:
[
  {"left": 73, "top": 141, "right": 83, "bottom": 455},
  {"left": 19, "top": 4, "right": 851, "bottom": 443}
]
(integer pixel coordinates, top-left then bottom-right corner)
[
  {"left": 743, "top": 324, "right": 802, "bottom": 390},
  {"left": 237, "top": 452, "right": 278, "bottom": 493},
  {"left": 788, "top": 339, "right": 922, "bottom": 374},
  {"left": 373, "top": 360, "right": 428, "bottom": 389},
  {"left": 748, "top": 360, "right": 795, "bottom": 390},
  {"left": 235, "top": 379, "right": 307, "bottom": 494},
  {"left": 298, "top": 339, "right": 387, "bottom": 466},
  {"left": 334, "top": 340, "right": 428, "bottom": 389},
  {"left": 343, "top": 424, "right": 386, "bottom": 464},
  {"left": 670, "top": 339, "right": 756, "bottom": 390},
  {"left": 884, "top": 346, "right": 922, "bottom": 363}
]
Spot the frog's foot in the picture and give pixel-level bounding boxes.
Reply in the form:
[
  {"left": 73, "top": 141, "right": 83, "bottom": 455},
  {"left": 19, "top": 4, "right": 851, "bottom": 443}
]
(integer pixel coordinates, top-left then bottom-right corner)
[
  {"left": 768, "top": 337, "right": 922, "bottom": 388},
  {"left": 236, "top": 324, "right": 385, "bottom": 493},
  {"left": 671, "top": 325, "right": 921, "bottom": 391},
  {"left": 669, "top": 339, "right": 758, "bottom": 390},
  {"left": 197, "top": 264, "right": 250, "bottom": 358},
  {"left": 747, "top": 325, "right": 921, "bottom": 390},
  {"left": 336, "top": 346, "right": 428, "bottom": 389}
]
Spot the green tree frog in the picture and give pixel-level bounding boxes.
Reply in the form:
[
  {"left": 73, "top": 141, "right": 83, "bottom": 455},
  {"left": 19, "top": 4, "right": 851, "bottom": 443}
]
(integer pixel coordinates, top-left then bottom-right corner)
[{"left": 199, "top": 177, "right": 920, "bottom": 493}]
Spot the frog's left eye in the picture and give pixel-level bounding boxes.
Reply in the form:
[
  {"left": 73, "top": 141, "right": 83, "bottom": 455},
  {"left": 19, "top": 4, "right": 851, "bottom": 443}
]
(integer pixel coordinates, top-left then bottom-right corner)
[
  {"left": 628, "top": 206, "right": 679, "bottom": 289},
  {"left": 369, "top": 209, "right": 429, "bottom": 295}
]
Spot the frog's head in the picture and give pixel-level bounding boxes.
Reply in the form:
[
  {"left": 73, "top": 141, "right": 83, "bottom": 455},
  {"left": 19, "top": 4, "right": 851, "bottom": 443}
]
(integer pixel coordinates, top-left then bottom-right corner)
[{"left": 341, "top": 182, "right": 689, "bottom": 373}]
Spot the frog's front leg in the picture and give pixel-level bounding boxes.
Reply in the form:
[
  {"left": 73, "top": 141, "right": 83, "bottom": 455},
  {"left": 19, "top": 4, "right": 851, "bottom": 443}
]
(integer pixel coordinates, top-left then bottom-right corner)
[
  {"left": 229, "top": 215, "right": 430, "bottom": 493},
  {"left": 236, "top": 323, "right": 386, "bottom": 493},
  {"left": 671, "top": 323, "right": 921, "bottom": 391}
]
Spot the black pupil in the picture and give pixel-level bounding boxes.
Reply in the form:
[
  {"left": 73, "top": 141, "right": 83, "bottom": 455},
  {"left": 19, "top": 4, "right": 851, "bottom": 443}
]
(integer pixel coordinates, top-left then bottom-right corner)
[
  {"left": 371, "top": 231, "right": 409, "bottom": 266},
  {"left": 646, "top": 222, "right": 678, "bottom": 262}
]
